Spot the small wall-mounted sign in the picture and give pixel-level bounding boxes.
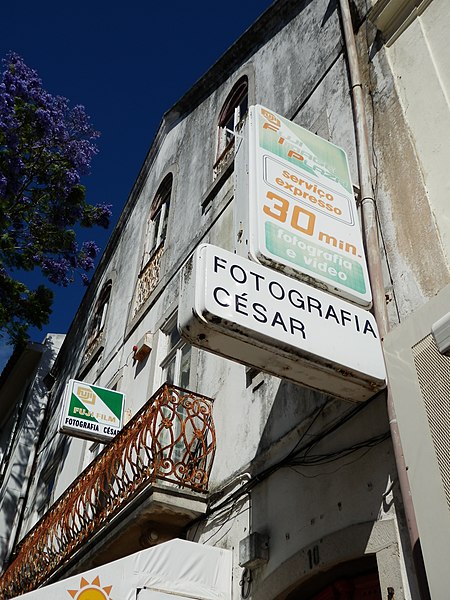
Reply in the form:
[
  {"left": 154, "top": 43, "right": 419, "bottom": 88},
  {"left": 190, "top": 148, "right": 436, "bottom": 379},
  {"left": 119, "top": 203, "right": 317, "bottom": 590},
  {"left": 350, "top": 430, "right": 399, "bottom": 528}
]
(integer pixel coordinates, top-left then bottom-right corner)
[{"left": 59, "top": 379, "right": 125, "bottom": 442}]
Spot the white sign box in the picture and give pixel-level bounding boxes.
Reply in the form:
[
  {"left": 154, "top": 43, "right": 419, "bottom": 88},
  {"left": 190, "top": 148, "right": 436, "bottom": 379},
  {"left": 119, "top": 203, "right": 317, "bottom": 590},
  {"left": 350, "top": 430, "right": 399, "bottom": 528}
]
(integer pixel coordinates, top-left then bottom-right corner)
[
  {"left": 59, "top": 379, "right": 125, "bottom": 442},
  {"left": 179, "top": 245, "right": 385, "bottom": 402},
  {"left": 235, "top": 105, "right": 372, "bottom": 307}
]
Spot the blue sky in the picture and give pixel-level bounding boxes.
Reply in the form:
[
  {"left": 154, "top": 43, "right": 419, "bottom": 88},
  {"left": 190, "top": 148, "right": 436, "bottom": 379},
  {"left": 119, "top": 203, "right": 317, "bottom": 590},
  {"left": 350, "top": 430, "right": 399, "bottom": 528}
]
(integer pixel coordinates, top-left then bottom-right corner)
[{"left": 0, "top": 1, "right": 274, "bottom": 370}]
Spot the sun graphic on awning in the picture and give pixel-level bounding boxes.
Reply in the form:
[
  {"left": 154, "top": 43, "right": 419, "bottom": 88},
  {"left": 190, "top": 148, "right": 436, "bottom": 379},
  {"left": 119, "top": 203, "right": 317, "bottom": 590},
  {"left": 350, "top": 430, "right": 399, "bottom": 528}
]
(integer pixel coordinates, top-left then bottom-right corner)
[{"left": 68, "top": 576, "right": 113, "bottom": 600}]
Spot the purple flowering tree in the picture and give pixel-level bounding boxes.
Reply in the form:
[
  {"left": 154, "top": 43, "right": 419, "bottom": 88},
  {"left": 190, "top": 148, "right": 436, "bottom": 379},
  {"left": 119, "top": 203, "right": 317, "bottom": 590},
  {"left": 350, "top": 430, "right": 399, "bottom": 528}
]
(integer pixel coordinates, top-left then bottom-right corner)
[{"left": 0, "top": 53, "right": 111, "bottom": 345}]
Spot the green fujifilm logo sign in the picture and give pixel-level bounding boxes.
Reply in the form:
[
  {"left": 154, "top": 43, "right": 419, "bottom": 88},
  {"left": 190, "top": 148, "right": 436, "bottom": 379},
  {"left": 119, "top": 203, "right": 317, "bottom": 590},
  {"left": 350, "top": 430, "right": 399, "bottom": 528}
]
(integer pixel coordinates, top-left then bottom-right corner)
[{"left": 59, "top": 379, "right": 125, "bottom": 442}]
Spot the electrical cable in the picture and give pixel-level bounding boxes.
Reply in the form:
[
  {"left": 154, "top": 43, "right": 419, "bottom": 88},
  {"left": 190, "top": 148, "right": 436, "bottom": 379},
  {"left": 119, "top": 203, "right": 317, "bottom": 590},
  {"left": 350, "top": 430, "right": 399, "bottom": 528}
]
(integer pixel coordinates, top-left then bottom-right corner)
[
  {"left": 288, "top": 389, "right": 385, "bottom": 466},
  {"left": 200, "top": 500, "right": 250, "bottom": 546},
  {"left": 287, "top": 431, "right": 390, "bottom": 467},
  {"left": 283, "top": 401, "right": 327, "bottom": 461},
  {"left": 288, "top": 447, "right": 374, "bottom": 479},
  {"left": 195, "top": 389, "right": 388, "bottom": 528}
]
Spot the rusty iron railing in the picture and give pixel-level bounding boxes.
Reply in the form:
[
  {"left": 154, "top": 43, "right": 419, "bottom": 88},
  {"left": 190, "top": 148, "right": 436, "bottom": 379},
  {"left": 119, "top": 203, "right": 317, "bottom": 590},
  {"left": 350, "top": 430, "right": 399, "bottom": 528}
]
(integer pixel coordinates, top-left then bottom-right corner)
[{"left": 0, "top": 384, "right": 215, "bottom": 599}]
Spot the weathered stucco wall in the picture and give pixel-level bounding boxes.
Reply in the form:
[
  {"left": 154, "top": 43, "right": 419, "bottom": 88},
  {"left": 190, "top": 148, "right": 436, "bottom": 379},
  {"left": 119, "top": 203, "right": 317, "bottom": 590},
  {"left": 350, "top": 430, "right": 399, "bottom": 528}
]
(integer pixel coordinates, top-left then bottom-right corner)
[
  {"left": 387, "top": 0, "right": 450, "bottom": 266},
  {"left": 361, "top": 1, "right": 450, "bottom": 321},
  {"left": 11, "top": 0, "right": 437, "bottom": 597}
]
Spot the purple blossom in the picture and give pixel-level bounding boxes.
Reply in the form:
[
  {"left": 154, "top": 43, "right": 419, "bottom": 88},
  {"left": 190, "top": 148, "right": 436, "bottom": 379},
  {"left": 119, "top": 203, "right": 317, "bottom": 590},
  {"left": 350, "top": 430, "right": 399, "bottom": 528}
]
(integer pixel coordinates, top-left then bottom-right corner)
[
  {"left": 93, "top": 204, "right": 112, "bottom": 228},
  {"left": 41, "top": 257, "right": 72, "bottom": 286},
  {"left": 78, "top": 240, "right": 99, "bottom": 271},
  {"left": 82, "top": 240, "right": 99, "bottom": 259},
  {"left": 0, "top": 53, "right": 112, "bottom": 344},
  {"left": 78, "top": 256, "right": 95, "bottom": 271},
  {"left": 0, "top": 53, "right": 99, "bottom": 180}
]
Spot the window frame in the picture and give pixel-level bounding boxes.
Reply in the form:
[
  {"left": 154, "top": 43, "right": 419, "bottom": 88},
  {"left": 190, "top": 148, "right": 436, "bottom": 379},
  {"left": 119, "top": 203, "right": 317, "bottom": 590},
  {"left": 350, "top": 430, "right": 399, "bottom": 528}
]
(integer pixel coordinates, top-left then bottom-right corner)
[
  {"left": 141, "top": 174, "right": 173, "bottom": 270},
  {"left": 160, "top": 317, "right": 192, "bottom": 390},
  {"left": 214, "top": 76, "right": 249, "bottom": 170},
  {"left": 87, "top": 280, "right": 112, "bottom": 349},
  {"left": 157, "top": 315, "right": 196, "bottom": 464},
  {"left": 36, "top": 463, "right": 58, "bottom": 516}
]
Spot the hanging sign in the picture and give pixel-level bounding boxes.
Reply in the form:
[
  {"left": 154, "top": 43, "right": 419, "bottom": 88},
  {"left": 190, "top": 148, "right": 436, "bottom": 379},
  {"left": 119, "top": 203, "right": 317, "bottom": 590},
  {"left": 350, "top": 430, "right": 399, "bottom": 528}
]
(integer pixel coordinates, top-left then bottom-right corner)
[
  {"left": 234, "top": 105, "right": 372, "bottom": 307},
  {"left": 59, "top": 379, "right": 125, "bottom": 442},
  {"left": 179, "top": 244, "right": 385, "bottom": 402}
]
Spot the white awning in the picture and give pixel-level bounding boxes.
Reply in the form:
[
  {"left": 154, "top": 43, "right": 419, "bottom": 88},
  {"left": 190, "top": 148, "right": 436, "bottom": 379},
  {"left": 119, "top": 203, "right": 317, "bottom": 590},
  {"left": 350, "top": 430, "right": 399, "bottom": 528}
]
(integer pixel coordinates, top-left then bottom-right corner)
[{"left": 13, "top": 539, "right": 232, "bottom": 600}]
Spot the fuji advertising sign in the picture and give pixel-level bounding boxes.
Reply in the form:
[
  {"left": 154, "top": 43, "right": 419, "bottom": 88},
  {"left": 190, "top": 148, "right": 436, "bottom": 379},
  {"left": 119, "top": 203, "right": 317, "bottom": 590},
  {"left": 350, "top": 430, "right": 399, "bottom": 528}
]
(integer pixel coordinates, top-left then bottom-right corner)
[
  {"left": 179, "top": 245, "right": 385, "bottom": 402},
  {"left": 234, "top": 105, "right": 372, "bottom": 307},
  {"left": 59, "top": 379, "right": 125, "bottom": 442}
]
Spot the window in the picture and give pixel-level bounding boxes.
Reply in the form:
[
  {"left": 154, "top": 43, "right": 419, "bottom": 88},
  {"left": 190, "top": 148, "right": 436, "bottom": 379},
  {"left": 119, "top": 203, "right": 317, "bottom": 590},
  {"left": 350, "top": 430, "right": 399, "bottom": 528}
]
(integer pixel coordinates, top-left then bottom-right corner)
[
  {"left": 87, "top": 280, "right": 112, "bottom": 350},
  {"left": 142, "top": 174, "right": 173, "bottom": 267},
  {"left": 132, "top": 176, "right": 173, "bottom": 320},
  {"left": 81, "top": 440, "right": 104, "bottom": 471},
  {"left": 36, "top": 465, "right": 58, "bottom": 516},
  {"left": 158, "top": 318, "right": 193, "bottom": 463},
  {"left": 160, "top": 321, "right": 192, "bottom": 389},
  {"left": 215, "top": 76, "right": 248, "bottom": 172}
]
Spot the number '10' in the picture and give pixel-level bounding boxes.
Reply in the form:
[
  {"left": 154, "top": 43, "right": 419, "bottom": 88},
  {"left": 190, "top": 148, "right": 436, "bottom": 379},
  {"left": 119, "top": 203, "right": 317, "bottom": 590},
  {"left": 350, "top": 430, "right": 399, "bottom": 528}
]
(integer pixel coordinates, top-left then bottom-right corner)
[{"left": 263, "top": 191, "right": 316, "bottom": 236}]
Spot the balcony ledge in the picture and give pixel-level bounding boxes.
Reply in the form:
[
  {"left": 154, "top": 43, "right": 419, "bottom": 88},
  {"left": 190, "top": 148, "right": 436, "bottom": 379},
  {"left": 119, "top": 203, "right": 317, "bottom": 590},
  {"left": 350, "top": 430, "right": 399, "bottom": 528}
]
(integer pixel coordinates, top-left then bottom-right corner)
[{"left": 54, "top": 479, "right": 208, "bottom": 581}]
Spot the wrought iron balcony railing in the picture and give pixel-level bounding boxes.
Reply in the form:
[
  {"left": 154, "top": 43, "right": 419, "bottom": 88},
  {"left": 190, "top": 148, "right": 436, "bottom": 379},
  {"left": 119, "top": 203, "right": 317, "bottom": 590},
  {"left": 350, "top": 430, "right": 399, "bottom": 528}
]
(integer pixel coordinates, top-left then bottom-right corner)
[{"left": 0, "top": 384, "right": 216, "bottom": 599}]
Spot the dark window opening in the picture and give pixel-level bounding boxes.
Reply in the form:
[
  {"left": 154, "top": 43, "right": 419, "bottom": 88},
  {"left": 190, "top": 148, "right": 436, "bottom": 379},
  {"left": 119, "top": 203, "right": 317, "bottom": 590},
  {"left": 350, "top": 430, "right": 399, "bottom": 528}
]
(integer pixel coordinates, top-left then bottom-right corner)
[{"left": 215, "top": 76, "right": 248, "bottom": 172}]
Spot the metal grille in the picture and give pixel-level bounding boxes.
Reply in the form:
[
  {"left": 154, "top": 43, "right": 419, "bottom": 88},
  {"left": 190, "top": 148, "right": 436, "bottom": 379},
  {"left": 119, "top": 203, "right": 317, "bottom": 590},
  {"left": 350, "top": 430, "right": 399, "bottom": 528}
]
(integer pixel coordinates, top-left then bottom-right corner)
[
  {"left": 0, "top": 384, "right": 216, "bottom": 599},
  {"left": 412, "top": 334, "right": 450, "bottom": 509}
]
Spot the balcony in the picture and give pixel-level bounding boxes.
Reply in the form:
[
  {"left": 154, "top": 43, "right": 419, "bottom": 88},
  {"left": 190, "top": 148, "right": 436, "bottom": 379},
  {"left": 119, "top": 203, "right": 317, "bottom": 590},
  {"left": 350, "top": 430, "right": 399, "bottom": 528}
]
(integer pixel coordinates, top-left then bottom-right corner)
[{"left": 0, "top": 384, "right": 216, "bottom": 599}]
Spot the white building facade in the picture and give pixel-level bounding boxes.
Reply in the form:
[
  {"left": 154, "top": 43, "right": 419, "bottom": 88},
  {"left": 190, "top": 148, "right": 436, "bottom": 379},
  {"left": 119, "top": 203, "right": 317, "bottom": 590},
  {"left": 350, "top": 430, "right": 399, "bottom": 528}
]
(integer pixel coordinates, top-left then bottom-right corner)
[{"left": 0, "top": 1, "right": 449, "bottom": 599}]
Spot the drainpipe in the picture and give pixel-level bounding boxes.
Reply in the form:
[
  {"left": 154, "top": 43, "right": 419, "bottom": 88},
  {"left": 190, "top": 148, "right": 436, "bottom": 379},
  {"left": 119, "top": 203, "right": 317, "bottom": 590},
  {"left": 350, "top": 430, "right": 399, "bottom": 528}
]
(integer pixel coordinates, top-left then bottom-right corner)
[{"left": 338, "top": 1, "right": 430, "bottom": 598}]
